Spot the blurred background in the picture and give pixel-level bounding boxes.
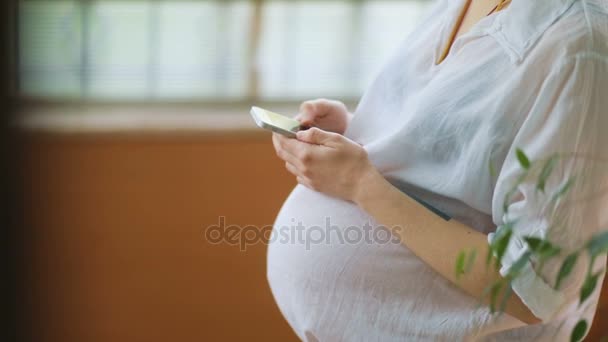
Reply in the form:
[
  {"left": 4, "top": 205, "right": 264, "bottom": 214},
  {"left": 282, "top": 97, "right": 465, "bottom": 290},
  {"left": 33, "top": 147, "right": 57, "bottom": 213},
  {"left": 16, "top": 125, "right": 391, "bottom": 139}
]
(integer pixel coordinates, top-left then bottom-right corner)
[
  {"left": 19, "top": 0, "right": 429, "bottom": 100},
  {"left": 3, "top": 0, "right": 606, "bottom": 341}
]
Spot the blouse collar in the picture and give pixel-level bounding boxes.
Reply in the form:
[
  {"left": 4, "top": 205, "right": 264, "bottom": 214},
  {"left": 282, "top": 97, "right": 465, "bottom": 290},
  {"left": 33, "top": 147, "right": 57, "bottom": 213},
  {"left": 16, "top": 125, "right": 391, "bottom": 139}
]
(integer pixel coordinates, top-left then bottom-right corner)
[{"left": 489, "top": 0, "right": 578, "bottom": 63}]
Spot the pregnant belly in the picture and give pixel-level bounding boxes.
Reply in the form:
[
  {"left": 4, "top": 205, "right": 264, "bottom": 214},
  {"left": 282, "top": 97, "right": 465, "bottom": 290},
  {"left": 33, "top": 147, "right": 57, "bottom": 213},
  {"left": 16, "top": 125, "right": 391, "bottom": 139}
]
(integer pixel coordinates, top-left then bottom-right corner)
[
  {"left": 266, "top": 185, "right": 503, "bottom": 341},
  {"left": 268, "top": 184, "right": 410, "bottom": 283}
]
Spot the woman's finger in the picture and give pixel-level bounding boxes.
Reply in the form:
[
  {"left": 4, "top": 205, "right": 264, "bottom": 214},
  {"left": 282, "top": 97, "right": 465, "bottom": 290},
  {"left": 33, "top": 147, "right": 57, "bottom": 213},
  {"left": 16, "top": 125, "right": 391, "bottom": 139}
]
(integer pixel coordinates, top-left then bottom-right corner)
[
  {"left": 299, "top": 100, "right": 317, "bottom": 115},
  {"left": 296, "top": 113, "right": 315, "bottom": 127},
  {"left": 277, "top": 147, "right": 301, "bottom": 168},
  {"left": 299, "top": 100, "right": 324, "bottom": 125},
  {"left": 273, "top": 133, "right": 296, "bottom": 154},
  {"left": 296, "top": 127, "right": 339, "bottom": 146},
  {"left": 280, "top": 135, "right": 315, "bottom": 156},
  {"left": 296, "top": 176, "right": 314, "bottom": 190},
  {"left": 275, "top": 139, "right": 307, "bottom": 170},
  {"left": 272, "top": 133, "right": 281, "bottom": 152},
  {"left": 285, "top": 161, "right": 304, "bottom": 178}
]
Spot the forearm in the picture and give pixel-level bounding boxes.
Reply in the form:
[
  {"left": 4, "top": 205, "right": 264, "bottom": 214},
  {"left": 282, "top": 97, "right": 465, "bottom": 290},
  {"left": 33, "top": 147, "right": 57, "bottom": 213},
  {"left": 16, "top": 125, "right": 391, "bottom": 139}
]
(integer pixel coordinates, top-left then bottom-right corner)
[{"left": 354, "top": 168, "right": 541, "bottom": 325}]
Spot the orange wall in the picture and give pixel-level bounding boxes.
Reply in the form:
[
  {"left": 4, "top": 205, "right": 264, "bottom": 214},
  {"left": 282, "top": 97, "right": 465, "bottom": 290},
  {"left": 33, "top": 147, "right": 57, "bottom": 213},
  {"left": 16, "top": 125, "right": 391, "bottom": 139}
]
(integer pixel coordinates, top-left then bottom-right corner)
[
  {"left": 18, "top": 133, "right": 607, "bottom": 341},
  {"left": 19, "top": 133, "right": 299, "bottom": 342}
]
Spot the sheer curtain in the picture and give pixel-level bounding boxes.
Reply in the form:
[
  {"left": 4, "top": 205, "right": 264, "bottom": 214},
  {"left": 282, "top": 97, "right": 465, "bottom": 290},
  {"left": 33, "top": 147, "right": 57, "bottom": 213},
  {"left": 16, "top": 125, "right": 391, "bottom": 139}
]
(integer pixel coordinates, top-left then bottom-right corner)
[{"left": 19, "top": 0, "right": 431, "bottom": 101}]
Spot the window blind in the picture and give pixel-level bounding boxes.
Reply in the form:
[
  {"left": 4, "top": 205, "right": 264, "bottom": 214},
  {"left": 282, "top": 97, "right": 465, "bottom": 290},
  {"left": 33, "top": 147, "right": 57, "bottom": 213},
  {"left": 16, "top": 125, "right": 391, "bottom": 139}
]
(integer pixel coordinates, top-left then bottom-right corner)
[{"left": 19, "top": 0, "right": 431, "bottom": 101}]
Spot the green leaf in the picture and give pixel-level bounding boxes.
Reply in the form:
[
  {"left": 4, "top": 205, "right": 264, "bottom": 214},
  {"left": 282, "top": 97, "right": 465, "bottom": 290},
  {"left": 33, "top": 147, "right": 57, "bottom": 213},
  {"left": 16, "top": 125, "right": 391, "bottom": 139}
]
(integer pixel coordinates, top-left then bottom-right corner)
[
  {"left": 524, "top": 237, "right": 543, "bottom": 252},
  {"left": 506, "top": 251, "right": 532, "bottom": 279},
  {"left": 586, "top": 231, "right": 608, "bottom": 258},
  {"left": 539, "top": 243, "right": 561, "bottom": 260},
  {"left": 488, "top": 280, "right": 505, "bottom": 313},
  {"left": 457, "top": 249, "right": 478, "bottom": 280},
  {"left": 550, "top": 176, "right": 576, "bottom": 204},
  {"left": 536, "top": 154, "right": 558, "bottom": 193},
  {"left": 499, "top": 281, "right": 513, "bottom": 314},
  {"left": 503, "top": 173, "right": 528, "bottom": 213},
  {"left": 580, "top": 271, "right": 602, "bottom": 305},
  {"left": 516, "top": 148, "right": 531, "bottom": 170},
  {"left": 555, "top": 252, "right": 579, "bottom": 291},
  {"left": 465, "top": 249, "right": 477, "bottom": 274},
  {"left": 455, "top": 250, "right": 466, "bottom": 280},
  {"left": 491, "top": 226, "right": 513, "bottom": 270},
  {"left": 570, "top": 319, "right": 588, "bottom": 342},
  {"left": 485, "top": 248, "right": 493, "bottom": 269},
  {"left": 524, "top": 237, "right": 561, "bottom": 260},
  {"left": 487, "top": 221, "right": 515, "bottom": 269}
]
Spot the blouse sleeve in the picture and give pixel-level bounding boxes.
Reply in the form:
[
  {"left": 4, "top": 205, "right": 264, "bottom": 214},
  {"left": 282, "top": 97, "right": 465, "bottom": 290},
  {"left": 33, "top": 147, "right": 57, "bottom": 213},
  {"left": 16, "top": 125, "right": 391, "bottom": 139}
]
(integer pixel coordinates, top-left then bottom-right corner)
[{"left": 488, "top": 54, "right": 608, "bottom": 321}]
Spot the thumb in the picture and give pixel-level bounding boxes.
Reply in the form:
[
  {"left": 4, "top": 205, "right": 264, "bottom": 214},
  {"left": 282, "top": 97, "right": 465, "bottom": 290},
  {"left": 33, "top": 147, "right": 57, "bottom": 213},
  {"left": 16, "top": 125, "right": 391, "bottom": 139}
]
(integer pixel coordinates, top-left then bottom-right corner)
[
  {"left": 295, "top": 112, "right": 315, "bottom": 127},
  {"left": 296, "top": 127, "right": 335, "bottom": 145}
]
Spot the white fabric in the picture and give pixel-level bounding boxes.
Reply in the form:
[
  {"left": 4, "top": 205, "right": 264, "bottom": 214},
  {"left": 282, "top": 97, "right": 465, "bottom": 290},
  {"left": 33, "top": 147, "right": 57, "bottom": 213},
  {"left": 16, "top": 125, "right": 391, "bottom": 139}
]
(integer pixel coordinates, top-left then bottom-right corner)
[{"left": 267, "top": 0, "right": 608, "bottom": 340}]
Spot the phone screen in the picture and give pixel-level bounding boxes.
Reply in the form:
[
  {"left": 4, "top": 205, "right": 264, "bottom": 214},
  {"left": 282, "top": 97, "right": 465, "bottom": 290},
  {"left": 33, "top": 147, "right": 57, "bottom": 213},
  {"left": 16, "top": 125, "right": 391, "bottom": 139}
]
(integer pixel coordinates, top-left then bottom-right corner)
[{"left": 254, "top": 107, "right": 301, "bottom": 132}]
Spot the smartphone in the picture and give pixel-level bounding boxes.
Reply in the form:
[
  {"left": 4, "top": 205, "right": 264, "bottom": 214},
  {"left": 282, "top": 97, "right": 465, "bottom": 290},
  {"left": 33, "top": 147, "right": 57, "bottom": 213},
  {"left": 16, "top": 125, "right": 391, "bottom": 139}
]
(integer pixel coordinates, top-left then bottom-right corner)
[{"left": 250, "top": 106, "right": 303, "bottom": 138}]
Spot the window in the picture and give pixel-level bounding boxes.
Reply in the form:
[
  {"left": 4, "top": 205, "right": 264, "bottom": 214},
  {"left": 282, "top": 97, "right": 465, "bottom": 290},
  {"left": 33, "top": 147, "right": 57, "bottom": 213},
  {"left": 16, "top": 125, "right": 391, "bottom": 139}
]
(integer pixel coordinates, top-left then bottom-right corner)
[{"left": 19, "top": 0, "right": 432, "bottom": 102}]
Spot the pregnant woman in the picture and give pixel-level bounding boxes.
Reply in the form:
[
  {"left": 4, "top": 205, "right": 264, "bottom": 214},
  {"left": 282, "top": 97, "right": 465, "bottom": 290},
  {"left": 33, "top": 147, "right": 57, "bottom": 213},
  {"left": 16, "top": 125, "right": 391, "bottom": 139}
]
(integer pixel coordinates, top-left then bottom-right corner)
[{"left": 267, "top": 0, "right": 608, "bottom": 340}]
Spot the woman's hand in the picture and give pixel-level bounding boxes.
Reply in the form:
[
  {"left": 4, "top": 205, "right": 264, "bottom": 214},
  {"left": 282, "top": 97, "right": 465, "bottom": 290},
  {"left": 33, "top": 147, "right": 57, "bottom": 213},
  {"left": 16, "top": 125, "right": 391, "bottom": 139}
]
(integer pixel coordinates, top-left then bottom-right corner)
[
  {"left": 296, "top": 99, "right": 353, "bottom": 135},
  {"left": 272, "top": 127, "right": 378, "bottom": 202}
]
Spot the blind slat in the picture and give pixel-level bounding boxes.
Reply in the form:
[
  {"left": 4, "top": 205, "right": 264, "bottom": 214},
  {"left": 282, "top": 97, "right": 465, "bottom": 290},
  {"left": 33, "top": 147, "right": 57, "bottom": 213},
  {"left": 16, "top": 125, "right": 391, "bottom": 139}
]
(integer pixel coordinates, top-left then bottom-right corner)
[{"left": 18, "top": 0, "right": 431, "bottom": 101}]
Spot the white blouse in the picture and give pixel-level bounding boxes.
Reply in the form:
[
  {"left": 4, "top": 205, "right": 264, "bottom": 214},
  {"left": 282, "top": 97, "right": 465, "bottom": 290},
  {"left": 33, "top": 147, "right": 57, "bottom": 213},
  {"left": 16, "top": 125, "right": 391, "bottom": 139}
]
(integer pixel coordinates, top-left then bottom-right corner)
[{"left": 267, "top": 0, "right": 608, "bottom": 340}]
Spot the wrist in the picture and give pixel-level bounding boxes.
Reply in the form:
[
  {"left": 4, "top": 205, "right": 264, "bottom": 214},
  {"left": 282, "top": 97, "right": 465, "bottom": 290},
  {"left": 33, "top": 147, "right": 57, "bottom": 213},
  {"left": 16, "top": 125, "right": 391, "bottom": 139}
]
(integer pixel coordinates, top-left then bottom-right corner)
[{"left": 352, "top": 165, "right": 385, "bottom": 206}]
